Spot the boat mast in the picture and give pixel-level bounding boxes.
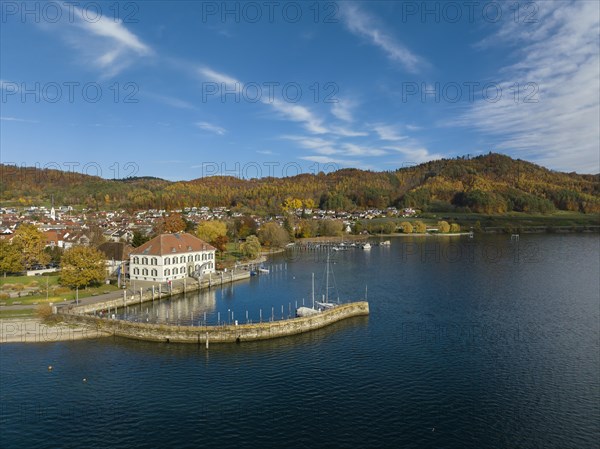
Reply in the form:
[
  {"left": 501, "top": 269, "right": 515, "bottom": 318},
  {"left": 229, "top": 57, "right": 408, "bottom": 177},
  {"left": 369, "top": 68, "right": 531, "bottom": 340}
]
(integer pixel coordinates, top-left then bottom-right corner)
[
  {"left": 312, "top": 272, "right": 315, "bottom": 309},
  {"left": 325, "top": 250, "right": 330, "bottom": 303}
]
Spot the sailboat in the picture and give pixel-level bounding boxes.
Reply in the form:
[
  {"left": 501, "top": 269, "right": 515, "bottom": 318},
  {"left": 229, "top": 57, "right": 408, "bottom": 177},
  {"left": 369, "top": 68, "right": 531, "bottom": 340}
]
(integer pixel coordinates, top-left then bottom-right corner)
[
  {"left": 296, "top": 273, "right": 321, "bottom": 317},
  {"left": 296, "top": 252, "right": 338, "bottom": 317}
]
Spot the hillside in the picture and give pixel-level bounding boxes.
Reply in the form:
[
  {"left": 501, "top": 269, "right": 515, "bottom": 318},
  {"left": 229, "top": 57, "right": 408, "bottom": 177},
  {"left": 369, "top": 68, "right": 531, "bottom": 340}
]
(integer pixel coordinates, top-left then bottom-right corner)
[{"left": 1, "top": 154, "right": 599, "bottom": 215}]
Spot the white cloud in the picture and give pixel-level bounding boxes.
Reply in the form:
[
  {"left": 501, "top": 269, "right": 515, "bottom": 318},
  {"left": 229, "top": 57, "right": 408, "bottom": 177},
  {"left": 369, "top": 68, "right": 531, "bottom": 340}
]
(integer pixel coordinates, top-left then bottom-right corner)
[
  {"left": 267, "top": 99, "right": 328, "bottom": 134},
  {"left": 330, "top": 125, "right": 369, "bottom": 137},
  {"left": 198, "top": 67, "right": 242, "bottom": 87},
  {"left": 195, "top": 121, "right": 226, "bottom": 135},
  {"left": 331, "top": 99, "right": 355, "bottom": 122},
  {"left": 342, "top": 143, "right": 387, "bottom": 157},
  {"left": 459, "top": 1, "right": 600, "bottom": 173},
  {"left": 57, "top": 6, "right": 153, "bottom": 77},
  {"left": 373, "top": 124, "right": 407, "bottom": 141},
  {"left": 338, "top": 3, "right": 425, "bottom": 73},
  {"left": 383, "top": 146, "right": 444, "bottom": 163},
  {"left": 0, "top": 116, "right": 38, "bottom": 123},
  {"left": 299, "top": 155, "right": 362, "bottom": 166}
]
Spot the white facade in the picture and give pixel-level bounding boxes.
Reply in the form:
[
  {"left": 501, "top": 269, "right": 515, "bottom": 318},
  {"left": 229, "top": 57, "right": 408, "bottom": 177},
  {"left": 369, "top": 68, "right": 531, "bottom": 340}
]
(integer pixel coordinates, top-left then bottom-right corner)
[
  {"left": 130, "top": 250, "right": 215, "bottom": 282},
  {"left": 129, "top": 233, "right": 216, "bottom": 283}
]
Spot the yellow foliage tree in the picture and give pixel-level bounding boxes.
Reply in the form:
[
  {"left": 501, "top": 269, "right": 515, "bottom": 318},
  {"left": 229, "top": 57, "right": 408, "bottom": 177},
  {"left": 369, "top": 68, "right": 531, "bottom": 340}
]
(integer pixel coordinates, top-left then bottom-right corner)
[{"left": 196, "top": 221, "right": 227, "bottom": 243}]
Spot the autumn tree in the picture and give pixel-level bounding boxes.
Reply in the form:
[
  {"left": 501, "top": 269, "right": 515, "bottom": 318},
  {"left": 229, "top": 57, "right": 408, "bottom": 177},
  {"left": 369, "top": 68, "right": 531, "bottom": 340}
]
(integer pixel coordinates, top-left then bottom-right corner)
[
  {"left": 241, "top": 235, "right": 261, "bottom": 259},
  {"left": 196, "top": 220, "right": 227, "bottom": 243},
  {"left": 234, "top": 216, "right": 258, "bottom": 239},
  {"left": 60, "top": 246, "right": 105, "bottom": 289},
  {"left": 163, "top": 213, "right": 186, "bottom": 233},
  {"left": 258, "top": 222, "right": 289, "bottom": 247},
  {"left": 450, "top": 223, "right": 461, "bottom": 233},
  {"left": 413, "top": 221, "right": 427, "bottom": 233},
  {"left": 400, "top": 221, "right": 413, "bottom": 234},
  {"left": 296, "top": 219, "right": 319, "bottom": 238},
  {"left": 437, "top": 221, "right": 451, "bottom": 233},
  {"left": 0, "top": 241, "right": 24, "bottom": 275},
  {"left": 212, "top": 235, "right": 228, "bottom": 255},
  {"left": 319, "top": 219, "right": 344, "bottom": 237},
  {"left": 11, "top": 224, "right": 49, "bottom": 269}
]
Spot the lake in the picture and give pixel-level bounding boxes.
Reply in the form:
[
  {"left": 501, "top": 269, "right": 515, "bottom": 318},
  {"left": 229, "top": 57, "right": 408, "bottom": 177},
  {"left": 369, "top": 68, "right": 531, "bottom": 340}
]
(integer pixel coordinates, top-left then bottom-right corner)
[{"left": 1, "top": 234, "right": 598, "bottom": 448}]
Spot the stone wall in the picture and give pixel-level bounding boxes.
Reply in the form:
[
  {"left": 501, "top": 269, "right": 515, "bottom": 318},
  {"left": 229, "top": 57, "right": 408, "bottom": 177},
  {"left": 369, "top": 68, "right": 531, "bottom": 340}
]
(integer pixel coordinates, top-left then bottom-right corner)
[{"left": 58, "top": 302, "right": 369, "bottom": 344}]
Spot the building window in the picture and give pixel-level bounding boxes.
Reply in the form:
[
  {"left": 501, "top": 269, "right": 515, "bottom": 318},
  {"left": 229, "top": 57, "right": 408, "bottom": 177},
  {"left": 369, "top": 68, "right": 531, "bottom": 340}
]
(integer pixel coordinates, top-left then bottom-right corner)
[
  {"left": 142, "top": 268, "right": 148, "bottom": 275},
  {"left": 133, "top": 257, "right": 139, "bottom": 264},
  {"left": 188, "top": 255, "right": 193, "bottom": 263},
  {"left": 173, "top": 256, "right": 178, "bottom": 264},
  {"left": 164, "top": 269, "right": 170, "bottom": 276},
  {"left": 133, "top": 268, "right": 139, "bottom": 275},
  {"left": 173, "top": 267, "right": 178, "bottom": 274},
  {"left": 142, "top": 257, "right": 148, "bottom": 265},
  {"left": 151, "top": 258, "right": 157, "bottom": 265},
  {"left": 164, "top": 257, "right": 170, "bottom": 265},
  {"left": 151, "top": 269, "right": 157, "bottom": 276},
  {"left": 195, "top": 255, "right": 200, "bottom": 261}
]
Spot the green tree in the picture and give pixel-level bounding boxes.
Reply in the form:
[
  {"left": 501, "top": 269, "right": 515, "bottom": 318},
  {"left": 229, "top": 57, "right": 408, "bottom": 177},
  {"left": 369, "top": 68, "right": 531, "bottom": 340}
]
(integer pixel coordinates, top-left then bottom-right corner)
[
  {"left": 450, "top": 223, "right": 461, "bottom": 233},
  {"left": 60, "top": 246, "right": 105, "bottom": 289},
  {"left": 437, "top": 221, "right": 451, "bottom": 233},
  {"left": 0, "top": 241, "right": 24, "bottom": 275},
  {"left": 196, "top": 220, "right": 227, "bottom": 243},
  {"left": 240, "top": 235, "right": 261, "bottom": 259},
  {"left": 258, "top": 222, "right": 289, "bottom": 247},
  {"left": 44, "top": 246, "right": 63, "bottom": 265},
  {"left": 11, "top": 224, "right": 49, "bottom": 269},
  {"left": 413, "top": 220, "right": 427, "bottom": 233},
  {"left": 400, "top": 221, "right": 413, "bottom": 233},
  {"left": 132, "top": 230, "right": 150, "bottom": 248}
]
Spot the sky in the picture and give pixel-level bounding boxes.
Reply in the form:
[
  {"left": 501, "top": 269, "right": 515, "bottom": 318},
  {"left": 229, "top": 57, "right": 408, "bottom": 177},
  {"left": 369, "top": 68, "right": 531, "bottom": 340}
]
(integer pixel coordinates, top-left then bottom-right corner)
[{"left": 1, "top": 0, "right": 599, "bottom": 181}]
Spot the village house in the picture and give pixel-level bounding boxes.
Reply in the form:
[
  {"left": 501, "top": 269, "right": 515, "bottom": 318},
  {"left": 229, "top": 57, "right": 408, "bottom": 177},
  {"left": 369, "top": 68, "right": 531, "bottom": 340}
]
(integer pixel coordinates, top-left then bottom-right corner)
[{"left": 129, "top": 232, "right": 216, "bottom": 283}]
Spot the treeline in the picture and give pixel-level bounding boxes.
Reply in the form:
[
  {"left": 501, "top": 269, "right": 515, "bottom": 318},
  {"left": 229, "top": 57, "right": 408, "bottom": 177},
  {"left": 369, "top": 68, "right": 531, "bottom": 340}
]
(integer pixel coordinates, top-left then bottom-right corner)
[{"left": 2, "top": 154, "right": 598, "bottom": 214}]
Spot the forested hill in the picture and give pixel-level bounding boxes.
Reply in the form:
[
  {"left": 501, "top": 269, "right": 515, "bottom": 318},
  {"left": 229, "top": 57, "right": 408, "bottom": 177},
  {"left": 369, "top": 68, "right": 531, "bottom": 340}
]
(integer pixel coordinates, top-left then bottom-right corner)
[{"left": 1, "top": 154, "right": 599, "bottom": 214}]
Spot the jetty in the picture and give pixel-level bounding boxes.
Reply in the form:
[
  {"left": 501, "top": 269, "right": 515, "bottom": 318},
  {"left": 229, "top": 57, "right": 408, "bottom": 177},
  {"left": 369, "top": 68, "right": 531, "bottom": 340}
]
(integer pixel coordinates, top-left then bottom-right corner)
[{"left": 57, "top": 301, "right": 370, "bottom": 344}]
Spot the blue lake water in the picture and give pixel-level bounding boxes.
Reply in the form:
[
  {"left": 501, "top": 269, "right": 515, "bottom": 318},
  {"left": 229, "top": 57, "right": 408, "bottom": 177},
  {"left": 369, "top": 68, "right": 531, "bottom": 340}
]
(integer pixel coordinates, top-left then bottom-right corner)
[{"left": 1, "top": 234, "right": 599, "bottom": 448}]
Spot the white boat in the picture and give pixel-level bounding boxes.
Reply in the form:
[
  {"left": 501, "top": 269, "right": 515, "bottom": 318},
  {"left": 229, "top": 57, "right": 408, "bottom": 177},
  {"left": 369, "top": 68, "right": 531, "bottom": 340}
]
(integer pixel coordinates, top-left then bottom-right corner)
[
  {"left": 380, "top": 240, "right": 391, "bottom": 246},
  {"left": 258, "top": 266, "right": 270, "bottom": 274},
  {"left": 296, "top": 252, "right": 339, "bottom": 316},
  {"left": 362, "top": 243, "right": 372, "bottom": 250}
]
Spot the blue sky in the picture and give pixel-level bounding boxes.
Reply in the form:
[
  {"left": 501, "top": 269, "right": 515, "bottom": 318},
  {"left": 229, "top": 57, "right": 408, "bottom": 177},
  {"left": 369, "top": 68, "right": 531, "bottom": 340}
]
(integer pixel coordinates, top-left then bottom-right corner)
[{"left": 1, "top": 1, "right": 599, "bottom": 180}]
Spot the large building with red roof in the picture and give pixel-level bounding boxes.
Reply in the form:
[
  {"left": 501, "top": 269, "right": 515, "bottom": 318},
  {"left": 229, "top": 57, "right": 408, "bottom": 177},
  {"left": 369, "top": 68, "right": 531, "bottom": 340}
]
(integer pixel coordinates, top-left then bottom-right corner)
[{"left": 129, "top": 233, "right": 216, "bottom": 282}]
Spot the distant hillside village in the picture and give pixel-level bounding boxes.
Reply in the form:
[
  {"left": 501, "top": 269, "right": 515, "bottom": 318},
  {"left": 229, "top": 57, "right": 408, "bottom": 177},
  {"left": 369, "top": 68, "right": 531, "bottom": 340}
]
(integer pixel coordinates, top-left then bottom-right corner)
[
  {"left": 0, "top": 203, "right": 422, "bottom": 280},
  {"left": 0, "top": 204, "right": 417, "bottom": 248}
]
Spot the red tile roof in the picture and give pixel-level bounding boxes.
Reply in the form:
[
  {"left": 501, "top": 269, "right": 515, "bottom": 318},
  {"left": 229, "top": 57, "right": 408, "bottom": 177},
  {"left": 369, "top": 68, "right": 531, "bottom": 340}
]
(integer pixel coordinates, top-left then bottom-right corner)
[{"left": 131, "top": 233, "right": 215, "bottom": 256}]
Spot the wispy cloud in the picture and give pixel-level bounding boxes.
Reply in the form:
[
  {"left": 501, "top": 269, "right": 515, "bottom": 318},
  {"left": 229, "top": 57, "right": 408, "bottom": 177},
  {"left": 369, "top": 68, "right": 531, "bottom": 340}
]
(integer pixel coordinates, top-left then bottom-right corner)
[
  {"left": 331, "top": 99, "right": 355, "bottom": 122},
  {"left": 145, "top": 93, "right": 196, "bottom": 110},
  {"left": 373, "top": 124, "right": 407, "bottom": 141},
  {"left": 267, "top": 99, "right": 328, "bottom": 134},
  {"left": 0, "top": 116, "right": 38, "bottom": 123},
  {"left": 338, "top": 3, "right": 426, "bottom": 73},
  {"left": 195, "top": 121, "right": 226, "bottom": 135},
  {"left": 330, "top": 125, "right": 368, "bottom": 137},
  {"left": 54, "top": 6, "right": 153, "bottom": 77},
  {"left": 198, "top": 67, "right": 242, "bottom": 87},
  {"left": 383, "top": 146, "right": 444, "bottom": 163},
  {"left": 458, "top": 1, "right": 600, "bottom": 173}
]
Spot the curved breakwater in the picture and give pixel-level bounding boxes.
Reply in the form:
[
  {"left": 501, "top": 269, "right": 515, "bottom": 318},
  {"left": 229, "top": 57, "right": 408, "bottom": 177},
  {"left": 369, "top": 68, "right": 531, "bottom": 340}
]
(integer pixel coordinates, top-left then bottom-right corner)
[{"left": 57, "top": 301, "right": 370, "bottom": 344}]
